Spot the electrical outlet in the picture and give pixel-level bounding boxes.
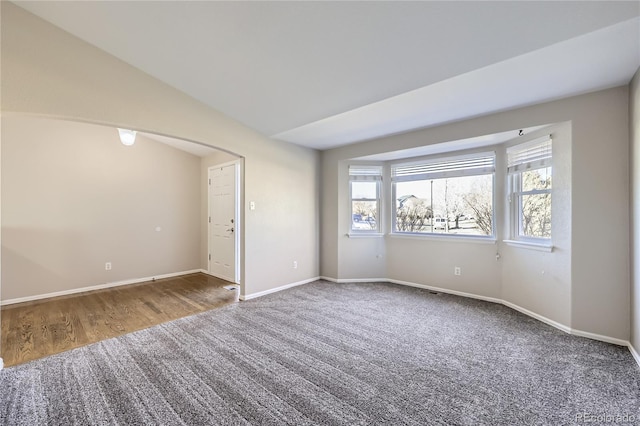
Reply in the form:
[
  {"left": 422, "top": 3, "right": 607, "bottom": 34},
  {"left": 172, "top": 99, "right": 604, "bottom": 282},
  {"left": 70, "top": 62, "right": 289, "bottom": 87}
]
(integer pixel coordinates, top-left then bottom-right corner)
[
  {"left": 454, "top": 266, "right": 461, "bottom": 276},
  {"left": 293, "top": 261, "right": 298, "bottom": 269},
  {"left": 105, "top": 262, "right": 112, "bottom": 271}
]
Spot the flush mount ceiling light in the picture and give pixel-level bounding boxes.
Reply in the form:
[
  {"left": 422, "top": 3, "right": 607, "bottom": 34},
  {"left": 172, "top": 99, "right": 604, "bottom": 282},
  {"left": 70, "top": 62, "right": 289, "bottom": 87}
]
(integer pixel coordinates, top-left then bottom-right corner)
[{"left": 117, "top": 128, "right": 137, "bottom": 146}]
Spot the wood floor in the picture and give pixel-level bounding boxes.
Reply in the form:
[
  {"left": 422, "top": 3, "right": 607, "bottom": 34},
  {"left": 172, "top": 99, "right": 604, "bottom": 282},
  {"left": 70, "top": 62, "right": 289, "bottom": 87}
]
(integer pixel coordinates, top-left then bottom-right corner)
[{"left": 1, "top": 273, "right": 238, "bottom": 367}]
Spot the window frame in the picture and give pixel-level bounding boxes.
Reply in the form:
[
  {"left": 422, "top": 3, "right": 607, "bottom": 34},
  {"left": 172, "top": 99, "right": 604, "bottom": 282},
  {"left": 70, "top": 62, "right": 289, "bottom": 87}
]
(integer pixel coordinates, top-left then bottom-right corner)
[
  {"left": 349, "top": 165, "right": 382, "bottom": 234},
  {"left": 507, "top": 136, "right": 552, "bottom": 243},
  {"left": 390, "top": 152, "right": 496, "bottom": 239}
]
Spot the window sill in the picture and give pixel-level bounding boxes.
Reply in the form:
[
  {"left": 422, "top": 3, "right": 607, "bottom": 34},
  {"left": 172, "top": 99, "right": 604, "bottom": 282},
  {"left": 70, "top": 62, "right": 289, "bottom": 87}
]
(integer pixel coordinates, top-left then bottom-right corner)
[
  {"left": 388, "top": 233, "right": 496, "bottom": 244},
  {"left": 347, "top": 232, "right": 384, "bottom": 238},
  {"left": 503, "top": 239, "right": 554, "bottom": 252}
]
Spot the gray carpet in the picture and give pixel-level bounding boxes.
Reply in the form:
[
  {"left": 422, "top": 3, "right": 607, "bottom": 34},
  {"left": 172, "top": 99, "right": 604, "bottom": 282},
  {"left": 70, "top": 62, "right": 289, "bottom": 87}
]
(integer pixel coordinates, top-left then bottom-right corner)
[{"left": 1, "top": 281, "right": 638, "bottom": 425}]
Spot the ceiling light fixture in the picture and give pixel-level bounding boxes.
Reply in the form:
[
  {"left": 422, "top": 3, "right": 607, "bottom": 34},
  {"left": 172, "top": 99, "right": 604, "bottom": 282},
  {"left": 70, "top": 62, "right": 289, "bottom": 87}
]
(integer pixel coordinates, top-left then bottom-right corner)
[{"left": 117, "top": 128, "right": 137, "bottom": 146}]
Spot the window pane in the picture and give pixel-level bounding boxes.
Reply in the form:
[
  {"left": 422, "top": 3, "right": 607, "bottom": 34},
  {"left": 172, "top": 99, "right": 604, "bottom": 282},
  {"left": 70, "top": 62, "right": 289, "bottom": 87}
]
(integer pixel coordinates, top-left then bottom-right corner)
[
  {"left": 522, "top": 167, "right": 552, "bottom": 192},
  {"left": 352, "top": 181, "right": 377, "bottom": 199},
  {"left": 395, "top": 174, "right": 493, "bottom": 236},
  {"left": 520, "top": 193, "right": 551, "bottom": 238},
  {"left": 395, "top": 182, "right": 432, "bottom": 232},
  {"left": 352, "top": 201, "right": 377, "bottom": 230}
]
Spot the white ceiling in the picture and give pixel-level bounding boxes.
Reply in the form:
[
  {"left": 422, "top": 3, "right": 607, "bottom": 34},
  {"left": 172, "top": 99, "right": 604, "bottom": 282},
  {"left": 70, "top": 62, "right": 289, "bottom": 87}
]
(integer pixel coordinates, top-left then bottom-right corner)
[{"left": 15, "top": 1, "right": 640, "bottom": 151}]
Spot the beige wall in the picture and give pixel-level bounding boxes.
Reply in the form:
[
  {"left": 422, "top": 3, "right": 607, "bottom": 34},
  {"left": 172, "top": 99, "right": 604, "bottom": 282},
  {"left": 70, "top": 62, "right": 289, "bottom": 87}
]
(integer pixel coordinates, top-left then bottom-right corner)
[
  {"left": 631, "top": 67, "right": 640, "bottom": 351},
  {"left": 321, "top": 87, "right": 630, "bottom": 342},
  {"left": 0, "top": 3, "right": 321, "bottom": 299},
  {"left": 570, "top": 86, "right": 630, "bottom": 339},
  {"left": 2, "top": 117, "right": 202, "bottom": 300},
  {"left": 320, "top": 159, "right": 339, "bottom": 279}
]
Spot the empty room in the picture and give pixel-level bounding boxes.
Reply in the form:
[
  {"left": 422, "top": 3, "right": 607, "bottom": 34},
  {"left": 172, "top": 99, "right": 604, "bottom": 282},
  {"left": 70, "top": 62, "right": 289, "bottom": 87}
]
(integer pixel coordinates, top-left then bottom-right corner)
[{"left": 1, "top": 1, "right": 639, "bottom": 425}]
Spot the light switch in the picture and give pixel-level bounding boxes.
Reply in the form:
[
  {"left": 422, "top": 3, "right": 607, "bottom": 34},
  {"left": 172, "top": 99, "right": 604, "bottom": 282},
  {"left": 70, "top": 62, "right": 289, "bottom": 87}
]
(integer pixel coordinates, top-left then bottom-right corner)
[{"left": 250, "top": 201, "right": 256, "bottom": 210}]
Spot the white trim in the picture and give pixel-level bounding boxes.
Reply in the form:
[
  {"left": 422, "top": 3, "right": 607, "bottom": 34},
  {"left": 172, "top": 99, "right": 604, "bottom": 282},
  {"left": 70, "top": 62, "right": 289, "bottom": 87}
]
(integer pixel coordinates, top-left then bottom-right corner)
[
  {"left": 390, "top": 279, "right": 503, "bottom": 304},
  {"left": 503, "top": 239, "right": 553, "bottom": 252},
  {"left": 389, "top": 233, "right": 497, "bottom": 244},
  {"left": 501, "top": 300, "right": 571, "bottom": 334},
  {"left": 322, "top": 276, "right": 501, "bottom": 303},
  {"left": 0, "top": 358, "right": 3, "bottom": 371},
  {"left": 4, "top": 268, "right": 631, "bottom": 354},
  {"left": 322, "top": 276, "right": 629, "bottom": 348},
  {"left": 347, "top": 233, "right": 384, "bottom": 238},
  {"left": 239, "top": 277, "right": 320, "bottom": 301},
  {"left": 570, "top": 328, "right": 629, "bottom": 347},
  {"left": 393, "top": 279, "right": 626, "bottom": 347},
  {"left": 0, "top": 269, "right": 203, "bottom": 306},
  {"left": 336, "top": 278, "right": 388, "bottom": 284},
  {"left": 628, "top": 344, "right": 640, "bottom": 368}
]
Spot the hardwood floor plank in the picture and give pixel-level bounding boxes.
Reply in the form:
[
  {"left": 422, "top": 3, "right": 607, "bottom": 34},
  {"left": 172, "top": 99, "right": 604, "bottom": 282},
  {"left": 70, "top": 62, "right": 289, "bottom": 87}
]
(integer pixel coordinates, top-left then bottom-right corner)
[
  {"left": 1, "top": 273, "right": 238, "bottom": 367},
  {"left": 36, "top": 310, "right": 54, "bottom": 361},
  {"left": 17, "top": 309, "right": 35, "bottom": 364}
]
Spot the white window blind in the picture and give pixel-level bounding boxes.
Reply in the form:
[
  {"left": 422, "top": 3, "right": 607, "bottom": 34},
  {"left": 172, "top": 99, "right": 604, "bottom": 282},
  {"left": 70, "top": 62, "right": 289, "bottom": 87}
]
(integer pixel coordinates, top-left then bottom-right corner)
[
  {"left": 349, "top": 165, "right": 382, "bottom": 181},
  {"left": 391, "top": 153, "right": 495, "bottom": 182},
  {"left": 507, "top": 136, "right": 552, "bottom": 174}
]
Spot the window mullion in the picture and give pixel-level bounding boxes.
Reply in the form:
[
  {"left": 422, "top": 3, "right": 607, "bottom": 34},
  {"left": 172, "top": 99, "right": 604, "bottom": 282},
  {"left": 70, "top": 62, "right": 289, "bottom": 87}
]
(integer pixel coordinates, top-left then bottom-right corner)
[{"left": 514, "top": 188, "right": 551, "bottom": 196}]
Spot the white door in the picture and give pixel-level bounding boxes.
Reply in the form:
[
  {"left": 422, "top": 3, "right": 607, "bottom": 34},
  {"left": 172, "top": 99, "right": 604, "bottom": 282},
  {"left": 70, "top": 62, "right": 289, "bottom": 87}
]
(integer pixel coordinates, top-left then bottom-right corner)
[{"left": 209, "top": 162, "right": 238, "bottom": 283}]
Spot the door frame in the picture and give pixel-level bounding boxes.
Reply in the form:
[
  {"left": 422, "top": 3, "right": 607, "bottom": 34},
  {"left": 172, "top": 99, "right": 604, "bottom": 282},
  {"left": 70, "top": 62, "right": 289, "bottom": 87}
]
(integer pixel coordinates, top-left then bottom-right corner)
[{"left": 208, "top": 159, "right": 241, "bottom": 284}]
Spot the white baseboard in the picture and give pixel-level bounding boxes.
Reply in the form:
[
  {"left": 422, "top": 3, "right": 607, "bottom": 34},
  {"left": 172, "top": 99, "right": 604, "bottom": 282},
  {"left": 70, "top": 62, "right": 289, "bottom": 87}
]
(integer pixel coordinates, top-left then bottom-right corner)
[
  {"left": 337, "top": 277, "right": 388, "bottom": 284},
  {"left": 0, "top": 357, "right": 3, "bottom": 370},
  {"left": 320, "top": 276, "right": 501, "bottom": 304},
  {"left": 249, "top": 274, "right": 640, "bottom": 363},
  {"left": 393, "top": 280, "right": 627, "bottom": 347},
  {"left": 0, "top": 269, "right": 203, "bottom": 306},
  {"left": 570, "top": 328, "right": 629, "bottom": 347},
  {"left": 323, "top": 276, "right": 630, "bottom": 348},
  {"left": 629, "top": 343, "right": 640, "bottom": 368},
  {"left": 501, "top": 300, "right": 572, "bottom": 334},
  {"left": 390, "top": 279, "right": 503, "bottom": 304},
  {"left": 240, "top": 277, "right": 320, "bottom": 301},
  {"left": 4, "top": 268, "right": 634, "bottom": 359}
]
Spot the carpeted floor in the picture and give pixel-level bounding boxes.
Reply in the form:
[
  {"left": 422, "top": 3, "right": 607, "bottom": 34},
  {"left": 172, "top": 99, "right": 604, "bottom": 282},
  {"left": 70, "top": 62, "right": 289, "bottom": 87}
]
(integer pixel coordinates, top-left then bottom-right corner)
[{"left": 1, "top": 280, "right": 638, "bottom": 425}]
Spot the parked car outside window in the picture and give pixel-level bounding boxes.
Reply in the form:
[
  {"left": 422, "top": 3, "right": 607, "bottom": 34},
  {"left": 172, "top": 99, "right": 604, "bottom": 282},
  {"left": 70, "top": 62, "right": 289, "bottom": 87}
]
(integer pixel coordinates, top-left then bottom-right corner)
[{"left": 433, "top": 217, "right": 447, "bottom": 229}]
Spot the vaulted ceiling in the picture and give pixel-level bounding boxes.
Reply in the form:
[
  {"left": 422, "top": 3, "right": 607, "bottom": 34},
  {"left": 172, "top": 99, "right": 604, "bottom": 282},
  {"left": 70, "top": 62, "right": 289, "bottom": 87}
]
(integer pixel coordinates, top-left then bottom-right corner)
[{"left": 14, "top": 1, "right": 640, "bottom": 150}]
